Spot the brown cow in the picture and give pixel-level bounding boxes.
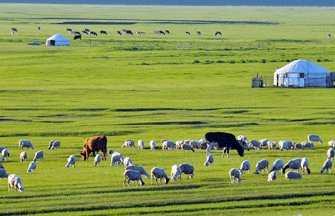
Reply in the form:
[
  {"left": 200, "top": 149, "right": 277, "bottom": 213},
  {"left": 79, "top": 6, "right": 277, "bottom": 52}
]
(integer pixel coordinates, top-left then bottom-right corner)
[{"left": 80, "top": 135, "right": 107, "bottom": 161}]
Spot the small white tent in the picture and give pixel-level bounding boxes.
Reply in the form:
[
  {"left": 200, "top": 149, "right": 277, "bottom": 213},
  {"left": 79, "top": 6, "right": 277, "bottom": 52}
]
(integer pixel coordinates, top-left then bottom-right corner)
[
  {"left": 46, "top": 34, "right": 70, "bottom": 46},
  {"left": 274, "top": 59, "right": 332, "bottom": 88}
]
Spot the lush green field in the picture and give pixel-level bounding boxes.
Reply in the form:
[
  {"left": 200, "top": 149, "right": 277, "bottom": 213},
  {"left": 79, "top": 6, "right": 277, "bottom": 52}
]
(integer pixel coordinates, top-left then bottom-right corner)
[{"left": 0, "top": 4, "right": 335, "bottom": 215}]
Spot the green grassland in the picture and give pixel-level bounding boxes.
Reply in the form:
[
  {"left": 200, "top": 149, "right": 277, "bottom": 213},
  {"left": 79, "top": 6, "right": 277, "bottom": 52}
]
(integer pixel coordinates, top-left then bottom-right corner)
[{"left": 0, "top": 4, "right": 335, "bottom": 215}]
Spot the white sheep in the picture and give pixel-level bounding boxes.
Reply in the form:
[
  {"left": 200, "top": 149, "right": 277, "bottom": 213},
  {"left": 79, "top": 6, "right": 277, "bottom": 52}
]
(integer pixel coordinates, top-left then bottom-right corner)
[
  {"left": 123, "top": 170, "right": 145, "bottom": 187},
  {"left": 138, "top": 140, "right": 144, "bottom": 149},
  {"left": 189, "top": 140, "right": 199, "bottom": 149},
  {"left": 237, "top": 135, "right": 249, "bottom": 150},
  {"left": 176, "top": 140, "right": 184, "bottom": 149},
  {"left": 204, "top": 154, "right": 214, "bottom": 167},
  {"left": 1, "top": 149, "right": 10, "bottom": 161},
  {"left": 27, "top": 161, "right": 37, "bottom": 173},
  {"left": 179, "top": 163, "right": 194, "bottom": 178},
  {"left": 208, "top": 142, "right": 220, "bottom": 150},
  {"left": 229, "top": 168, "right": 241, "bottom": 183},
  {"left": 285, "top": 171, "right": 302, "bottom": 180},
  {"left": 268, "top": 171, "right": 277, "bottom": 182},
  {"left": 259, "top": 139, "right": 269, "bottom": 149},
  {"left": 110, "top": 152, "right": 123, "bottom": 166},
  {"left": 123, "top": 157, "right": 133, "bottom": 167},
  {"left": 162, "top": 140, "right": 176, "bottom": 150},
  {"left": 267, "top": 140, "right": 277, "bottom": 150},
  {"left": 279, "top": 140, "right": 290, "bottom": 151},
  {"left": 282, "top": 158, "right": 302, "bottom": 173},
  {"left": 0, "top": 168, "right": 8, "bottom": 181},
  {"left": 199, "top": 139, "right": 207, "bottom": 149},
  {"left": 301, "top": 141, "right": 314, "bottom": 150},
  {"left": 269, "top": 159, "right": 284, "bottom": 175},
  {"left": 286, "top": 141, "right": 295, "bottom": 150},
  {"left": 48, "top": 140, "right": 61, "bottom": 150},
  {"left": 108, "top": 149, "right": 114, "bottom": 156},
  {"left": 206, "top": 144, "right": 211, "bottom": 156},
  {"left": 66, "top": 155, "right": 76, "bottom": 168},
  {"left": 320, "top": 158, "right": 332, "bottom": 174},
  {"left": 94, "top": 154, "right": 101, "bottom": 166},
  {"left": 250, "top": 140, "right": 261, "bottom": 150},
  {"left": 171, "top": 165, "right": 182, "bottom": 181},
  {"left": 20, "top": 152, "right": 27, "bottom": 162},
  {"left": 33, "top": 150, "right": 44, "bottom": 162},
  {"left": 301, "top": 158, "right": 311, "bottom": 174},
  {"left": 8, "top": 174, "right": 25, "bottom": 192},
  {"left": 18, "top": 140, "right": 34, "bottom": 150},
  {"left": 294, "top": 143, "right": 304, "bottom": 150},
  {"left": 182, "top": 144, "right": 194, "bottom": 152},
  {"left": 327, "top": 148, "right": 334, "bottom": 161},
  {"left": 150, "top": 140, "right": 156, "bottom": 150},
  {"left": 126, "top": 165, "right": 150, "bottom": 179},
  {"left": 239, "top": 160, "right": 251, "bottom": 175},
  {"left": 328, "top": 140, "right": 335, "bottom": 149},
  {"left": 151, "top": 167, "right": 170, "bottom": 185},
  {"left": 254, "top": 159, "right": 269, "bottom": 174},
  {"left": 122, "top": 139, "right": 135, "bottom": 148},
  {"left": 308, "top": 134, "right": 323, "bottom": 144}
]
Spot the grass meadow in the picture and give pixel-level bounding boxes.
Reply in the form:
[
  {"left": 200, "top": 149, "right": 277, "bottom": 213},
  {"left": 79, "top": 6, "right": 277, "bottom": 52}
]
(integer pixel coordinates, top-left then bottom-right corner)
[{"left": 0, "top": 4, "right": 335, "bottom": 215}]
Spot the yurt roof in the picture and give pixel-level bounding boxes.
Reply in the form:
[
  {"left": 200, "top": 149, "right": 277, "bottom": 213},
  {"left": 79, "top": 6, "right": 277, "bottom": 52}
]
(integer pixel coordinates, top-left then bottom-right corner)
[
  {"left": 274, "top": 59, "right": 330, "bottom": 74},
  {"left": 46, "top": 34, "right": 70, "bottom": 42}
]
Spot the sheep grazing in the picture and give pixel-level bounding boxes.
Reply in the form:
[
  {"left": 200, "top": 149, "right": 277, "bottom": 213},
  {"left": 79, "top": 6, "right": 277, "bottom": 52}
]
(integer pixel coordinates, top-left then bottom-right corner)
[
  {"left": 308, "top": 134, "right": 323, "bottom": 144},
  {"left": 18, "top": 140, "right": 34, "bottom": 150},
  {"left": 301, "top": 158, "right": 311, "bottom": 174},
  {"left": 204, "top": 154, "right": 214, "bottom": 167},
  {"left": 189, "top": 140, "right": 200, "bottom": 149},
  {"left": 122, "top": 139, "right": 135, "bottom": 148},
  {"left": 282, "top": 158, "right": 302, "bottom": 174},
  {"left": 94, "top": 154, "right": 102, "bottom": 166},
  {"left": 328, "top": 140, "right": 335, "bottom": 149},
  {"left": 126, "top": 165, "right": 150, "bottom": 179},
  {"left": 138, "top": 140, "right": 144, "bottom": 149},
  {"left": 8, "top": 174, "right": 24, "bottom": 192},
  {"left": 1, "top": 149, "right": 10, "bottom": 161},
  {"left": 279, "top": 140, "right": 290, "bottom": 151},
  {"left": 182, "top": 144, "right": 194, "bottom": 152},
  {"left": 33, "top": 150, "right": 44, "bottom": 162},
  {"left": 250, "top": 140, "right": 261, "bottom": 150},
  {"left": 20, "top": 152, "right": 27, "bottom": 162},
  {"left": 108, "top": 149, "right": 114, "bottom": 156},
  {"left": 66, "top": 155, "right": 76, "bottom": 168},
  {"left": 110, "top": 152, "right": 123, "bottom": 166},
  {"left": 27, "top": 161, "right": 37, "bottom": 173},
  {"left": 239, "top": 160, "right": 251, "bottom": 175},
  {"left": 208, "top": 142, "right": 220, "bottom": 150},
  {"left": 268, "top": 171, "right": 277, "bottom": 182},
  {"left": 171, "top": 165, "right": 182, "bottom": 181},
  {"left": 179, "top": 163, "right": 194, "bottom": 178},
  {"left": 229, "top": 168, "right": 241, "bottom": 183},
  {"left": 150, "top": 140, "right": 156, "bottom": 150},
  {"left": 0, "top": 163, "right": 4, "bottom": 169},
  {"left": 123, "top": 170, "right": 145, "bottom": 187},
  {"left": 162, "top": 140, "right": 176, "bottom": 150},
  {"left": 0, "top": 168, "right": 9, "bottom": 181},
  {"left": 294, "top": 143, "right": 304, "bottom": 150},
  {"left": 206, "top": 144, "right": 211, "bottom": 156},
  {"left": 301, "top": 141, "right": 314, "bottom": 150},
  {"left": 285, "top": 171, "right": 302, "bottom": 180},
  {"left": 267, "top": 140, "right": 277, "bottom": 150},
  {"left": 123, "top": 157, "right": 133, "bottom": 167},
  {"left": 151, "top": 167, "right": 170, "bottom": 185},
  {"left": 259, "top": 139, "right": 269, "bottom": 149},
  {"left": 269, "top": 159, "right": 284, "bottom": 175},
  {"left": 48, "top": 140, "right": 61, "bottom": 150},
  {"left": 254, "top": 159, "right": 269, "bottom": 175},
  {"left": 320, "top": 158, "right": 332, "bottom": 174},
  {"left": 0, "top": 146, "right": 6, "bottom": 152},
  {"left": 327, "top": 148, "right": 334, "bottom": 161},
  {"left": 237, "top": 135, "right": 249, "bottom": 148},
  {"left": 199, "top": 138, "right": 207, "bottom": 149},
  {"left": 176, "top": 140, "right": 184, "bottom": 149}
]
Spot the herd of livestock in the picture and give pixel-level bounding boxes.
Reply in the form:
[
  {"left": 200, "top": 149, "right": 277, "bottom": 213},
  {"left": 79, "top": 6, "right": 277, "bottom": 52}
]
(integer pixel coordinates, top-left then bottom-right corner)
[{"left": 0, "top": 132, "right": 334, "bottom": 191}]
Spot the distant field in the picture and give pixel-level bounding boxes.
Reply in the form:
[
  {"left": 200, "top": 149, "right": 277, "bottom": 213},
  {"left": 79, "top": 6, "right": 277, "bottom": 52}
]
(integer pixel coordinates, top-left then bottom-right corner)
[{"left": 0, "top": 4, "right": 335, "bottom": 215}]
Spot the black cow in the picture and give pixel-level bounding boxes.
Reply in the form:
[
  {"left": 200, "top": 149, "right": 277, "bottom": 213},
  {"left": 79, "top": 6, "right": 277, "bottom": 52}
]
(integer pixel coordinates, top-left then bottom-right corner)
[
  {"left": 73, "top": 34, "right": 81, "bottom": 40},
  {"left": 165, "top": 30, "right": 170, "bottom": 34},
  {"left": 197, "top": 31, "right": 201, "bottom": 35},
  {"left": 117, "top": 31, "right": 122, "bottom": 35},
  {"left": 185, "top": 31, "right": 191, "bottom": 35},
  {"left": 205, "top": 132, "right": 244, "bottom": 158},
  {"left": 12, "top": 28, "right": 18, "bottom": 32},
  {"left": 66, "top": 28, "right": 72, "bottom": 32},
  {"left": 100, "top": 30, "right": 107, "bottom": 35},
  {"left": 89, "top": 31, "right": 98, "bottom": 36}
]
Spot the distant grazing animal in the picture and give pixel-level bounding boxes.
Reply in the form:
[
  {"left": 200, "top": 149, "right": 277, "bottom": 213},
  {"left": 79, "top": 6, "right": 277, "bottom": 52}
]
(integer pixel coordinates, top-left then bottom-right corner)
[
  {"left": 301, "top": 158, "right": 311, "bottom": 174},
  {"left": 38, "top": 27, "right": 40, "bottom": 31},
  {"left": 74, "top": 35, "right": 81, "bottom": 40},
  {"left": 110, "top": 152, "right": 123, "bottom": 166},
  {"left": 94, "top": 154, "right": 102, "bottom": 166},
  {"left": 1, "top": 149, "right": 10, "bottom": 161},
  {"left": 108, "top": 149, "right": 114, "bottom": 156},
  {"left": 204, "top": 154, "right": 214, "bottom": 166},
  {"left": 80, "top": 135, "right": 107, "bottom": 161},
  {"left": 48, "top": 140, "right": 60, "bottom": 150},
  {"left": 8, "top": 174, "right": 24, "bottom": 192},
  {"left": 122, "top": 139, "right": 135, "bottom": 148},
  {"left": 328, "top": 33, "right": 331, "bottom": 39},
  {"left": 82, "top": 30, "right": 88, "bottom": 34},
  {"left": 138, "top": 140, "right": 144, "bottom": 149},
  {"left": 328, "top": 148, "right": 334, "bottom": 161},
  {"left": 215, "top": 31, "right": 222, "bottom": 36},
  {"left": 19, "top": 140, "right": 34, "bottom": 150},
  {"left": 20, "top": 152, "right": 27, "bottom": 162},
  {"left": 282, "top": 158, "right": 302, "bottom": 173},
  {"left": 250, "top": 140, "right": 261, "bottom": 150},
  {"left": 268, "top": 171, "right": 277, "bottom": 182},
  {"left": 229, "top": 168, "right": 241, "bottom": 183},
  {"left": 124, "top": 30, "right": 133, "bottom": 35},
  {"left": 197, "top": 31, "right": 201, "bottom": 35},
  {"left": 150, "top": 140, "right": 156, "bottom": 150},
  {"left": 33, "top": 150, "right": 44, "bottom": 162},
  {"left": 165, "top": 30, "right": 170, "bottom": 34},
  {"left": 151, "top": 167, "right": 169, "bottom": 185},
  {"left": 27, "top": 161, "right": 37, "bottom": 173},
  {"left": 205, "top": 132, "right": 244, "bottom": 158},
  {"left": 75, "top": 31, "right": 81, "bottom": 35},
  {"left": 123, "top": 157, "right": 133, "bottom": 167},
  {"left": 183, "top": 144, "right": 194, "bottom": 152},
  {"left": 89, "top": 31, "right": 98, "bottom": 36},
  {"left": 70, "top": 31, "right": 76, "bottom": 34},
  {"left": 301, "top": 141, "right": 314, "bottom": 150},
  {"left": 254, "top": 159, "right": 269, "bottom": 174},
  {"left": 267, "top": 140, "right": 277, "bottom": 150},
  {"left": 85, "top": 28, "right": 90, "bottom": 32},
  {"left": 237, "top": 135, "right": 249, "bottom": 150},
  {"left": 126, "top": 165, "right": 150, "bottom": 179},
  {"left": 162, "top": 140, "right": 176, "bottom": 150},
  {"left": 100, "top": 30, "right": 107, "bottom": 35},
  {"left": 136, "top": 31, "right": 141, "bottom": 35},
  {"left": 185, "top": 32, "right": 191, "bottom": 35},
  {"left": 259, "top": 139, "right": 269, "bottom": 149},
  {"left": 328, "top": 140, "right": 335, "bottom": 149},
  {"left": 66, "top": 28, "right": 72, "bottom": 32},
  {"left": 12, "top": 28, "right": 18, "bottom": 32},
  {"left": 0, "top": 168, "right": 8, "bottom": 181},
  {"left": 285, "top": 171, "right": 302, "bottom": 180},
  {"left": 308, "top": 134, "right": 322, "bottom": 143},
  {"left": 123, "top": 170, "right": 145, "bottom": 187},
  {"left": 11, "top": 31, "right": 14, "bottom": 35},
  {"left": 179, "top": 163, "right": 194, "bottom": 178},
  {"left": 171, "top": 165, "right": 182, "bottom": 181},
  {"left": 66, "top": 155, "right": 76, "bottom": 168},
  {"left": 239, "top": 160, "right": 251, "bottom": 175},
  {"left": 154, "top": 30, "right": 165, "bottom": 35},
  {"left": 269, "top": 159, "right": 284, "bottom": 175},
  {"left": 117, "top": 31, "right": 122, "bottom": 35},
  {"left": 320, "top": 158, "right": 332, "bottom": 174}
]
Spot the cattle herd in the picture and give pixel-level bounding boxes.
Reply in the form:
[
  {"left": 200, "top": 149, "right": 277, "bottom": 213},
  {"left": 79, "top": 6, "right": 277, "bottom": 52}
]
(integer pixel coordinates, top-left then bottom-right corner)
[{"left": 1, "top": 132, "right": 334, "bottom": 191}]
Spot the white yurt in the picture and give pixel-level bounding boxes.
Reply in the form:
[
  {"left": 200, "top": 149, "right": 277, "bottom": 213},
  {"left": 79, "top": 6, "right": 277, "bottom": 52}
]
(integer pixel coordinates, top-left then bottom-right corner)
[
  {"left": 274, "top": 59, "right": 334, "bottom": 88},
  {"left": 46, "top": 34, "right": 70, "bottom": 46}
]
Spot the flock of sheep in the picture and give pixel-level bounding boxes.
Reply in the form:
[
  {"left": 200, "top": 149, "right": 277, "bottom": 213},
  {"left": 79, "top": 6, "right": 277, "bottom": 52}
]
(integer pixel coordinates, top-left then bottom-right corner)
[{"left": 1, "top": 134, "right": 334, "bottom": 191}]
